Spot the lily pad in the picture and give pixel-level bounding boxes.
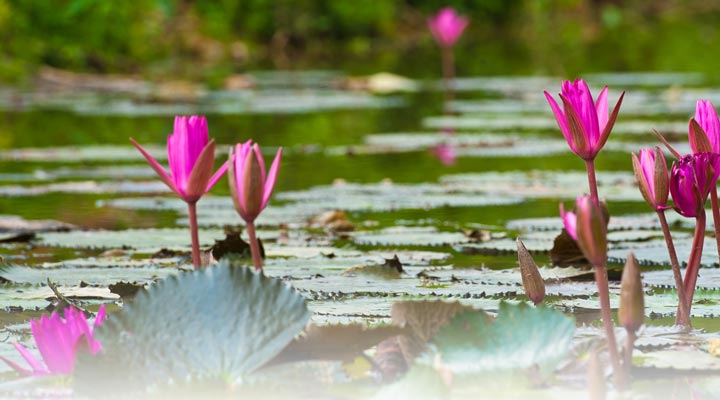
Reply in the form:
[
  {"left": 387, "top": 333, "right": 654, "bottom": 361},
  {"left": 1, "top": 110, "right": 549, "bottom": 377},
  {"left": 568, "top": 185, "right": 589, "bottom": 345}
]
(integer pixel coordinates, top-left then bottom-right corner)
[
  {"left": 38, "top": 228, "right": 227, "bottom": 251},
  {"left": 352, "top": 227, "right": 469, "bottom": 247},
  {"left": 432, "top": 302, "right": 574, "bottom": 373}
]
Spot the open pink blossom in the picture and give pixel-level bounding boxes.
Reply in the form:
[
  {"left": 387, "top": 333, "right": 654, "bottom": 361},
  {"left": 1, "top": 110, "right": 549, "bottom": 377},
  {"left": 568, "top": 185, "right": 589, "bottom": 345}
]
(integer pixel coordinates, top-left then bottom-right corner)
[
  {"left": 130, "top": 115, "right": 227, "bottom": 204},
  {"left": 428, "top": 8, "right": 468, "bottom": 47},
  {"left": 228, "top": 140, "right": 282, "bottom": 224},
  {"left": 691, "top": 100, "right": 720, "bottom": 154},
  {"left": 544, "top": 79, "right": 624, "bottom": 161},
  {"left": 1, "top": 305, "right": 107, "bottom": 375}
]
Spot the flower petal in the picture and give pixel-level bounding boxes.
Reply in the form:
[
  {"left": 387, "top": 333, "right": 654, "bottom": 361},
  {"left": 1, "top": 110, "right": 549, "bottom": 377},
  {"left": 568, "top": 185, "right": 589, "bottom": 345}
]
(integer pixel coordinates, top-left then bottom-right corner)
[
  {"left": 129, "top": 138, "right": 178, "bottom": 195},
  {"left": 262, "top": 147, "right": 283, "bottom": 209},
  {"left": 184, "top": 140, "right": 217, "bottom": 203},
  {"left": 206, "top": 160, "right": 229, "bottom": 192},
  {"left": 11, "top": 343, "right": 47, "bottom": 375}
]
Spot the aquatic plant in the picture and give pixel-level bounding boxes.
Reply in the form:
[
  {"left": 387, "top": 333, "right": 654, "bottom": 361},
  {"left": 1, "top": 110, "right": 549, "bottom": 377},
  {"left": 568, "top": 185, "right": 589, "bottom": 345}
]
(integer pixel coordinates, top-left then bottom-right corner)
[
  {"left": 428, "top": 7, "right": 468, "bottom": 101},
  {"left": 631, "top": 147, "right": 689, "bottom": 326},
  {"left": 516, "top": 237, "right": 545, "bottom": 305},
  {"left": 1, "top": 305, "right": 106, "bottom": 375},
  {"left": 430, "top": 143, "right": 457, "bottom": 166},
  {"left": 618, "top": 252, "right": 644, "bottom": 375},
  {"left": 130, "top": 116, "right": 228, "bottom": 269},
  {"left": 228, "top": 140, "right": 282, "bottom": 270},
  {"left": 689, "top": 100, "right": 720, "bottom": 263},
  {"left": 669, "top": 153, "right": 720, "bottom": 322},
  {"left": 560, "top": 195, "right": 622, "bottom": 386},
  {"left": 544, "top": 79, "right": 624, "bottom": 204}
]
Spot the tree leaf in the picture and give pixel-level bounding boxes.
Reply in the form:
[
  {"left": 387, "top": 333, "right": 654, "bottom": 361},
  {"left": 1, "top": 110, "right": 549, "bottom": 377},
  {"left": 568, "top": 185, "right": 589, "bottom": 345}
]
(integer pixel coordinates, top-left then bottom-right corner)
[
  {"left": 432, "top": 302, "right": 574, "bottom": 374},
  {"left": 74, "top": 260, "right": 311, "bottom": 395}
]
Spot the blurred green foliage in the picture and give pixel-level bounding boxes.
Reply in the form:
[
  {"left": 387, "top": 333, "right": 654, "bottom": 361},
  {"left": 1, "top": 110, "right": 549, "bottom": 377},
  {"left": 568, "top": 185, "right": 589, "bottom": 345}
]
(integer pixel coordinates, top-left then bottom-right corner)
[{"left": 1, "top": 0, "right": 720, "bottom": 82}]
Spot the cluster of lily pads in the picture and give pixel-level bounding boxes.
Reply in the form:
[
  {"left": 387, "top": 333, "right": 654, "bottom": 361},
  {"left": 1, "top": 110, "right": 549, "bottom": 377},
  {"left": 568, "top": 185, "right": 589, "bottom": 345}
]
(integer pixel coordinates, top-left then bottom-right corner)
[{"left": 2, "top": 7, "right": 720, "bottom": 400}]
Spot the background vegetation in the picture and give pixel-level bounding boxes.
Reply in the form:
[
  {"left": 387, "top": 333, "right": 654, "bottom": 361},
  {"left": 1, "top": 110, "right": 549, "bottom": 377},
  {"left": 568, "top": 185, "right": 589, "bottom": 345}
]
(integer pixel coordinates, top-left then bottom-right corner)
[{"left": 1, "top": 0, "right": 720, "bottom": 83}]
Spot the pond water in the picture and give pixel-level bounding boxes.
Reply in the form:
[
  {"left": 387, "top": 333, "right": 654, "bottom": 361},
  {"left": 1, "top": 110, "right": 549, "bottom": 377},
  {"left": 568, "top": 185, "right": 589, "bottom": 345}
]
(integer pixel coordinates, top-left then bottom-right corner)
[{"left": 1, "top": 71, "right": 720, "bottom": 379}]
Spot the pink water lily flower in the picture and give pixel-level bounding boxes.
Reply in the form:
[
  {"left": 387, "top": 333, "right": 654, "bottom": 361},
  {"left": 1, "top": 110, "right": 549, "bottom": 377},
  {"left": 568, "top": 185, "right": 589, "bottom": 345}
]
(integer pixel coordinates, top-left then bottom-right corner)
[
  {"left": 228, "top": 140, "right": 282, "bottom": 224},
  {"left": 431, "top": 143, "right": 457, "bottom": 166},
  {"left": 228, "top": 140, "right": 282, "bottom": 271},
  {"left": 130, "top": 115, "right": 228, "bottom": 204},
  {"left": 559, "top": 203, "right": 578, "bottom": 240},
  {"left": 1, "top": 306, "right": 107, "bottom": 375},
  {"left": 560, "top": 195, "right": 607, "bottom": 267},
  {"left": 670, "top": 153, "right": 720, "bottom": 218},
  {"left": 632, "top": 147, "right": 670, "bottom": 211},
  {"left": 691, "top": 100, "right": 720, "bottom": 154},
  {"left": 428, "top": 7, "right": 468, "bottom": 47},
  {"left": 544, "top": 79, "right": 624, "bottom": 161}
]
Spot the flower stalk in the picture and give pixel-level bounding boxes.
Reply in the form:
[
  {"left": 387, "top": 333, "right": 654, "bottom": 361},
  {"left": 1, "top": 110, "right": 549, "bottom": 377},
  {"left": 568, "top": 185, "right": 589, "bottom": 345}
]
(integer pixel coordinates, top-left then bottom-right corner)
[
  {"left": 656, "top": 210, "right": 689, "bottom": 327},
  {"left": 561, "top": 196, "right": 622, "bottom": 388}
]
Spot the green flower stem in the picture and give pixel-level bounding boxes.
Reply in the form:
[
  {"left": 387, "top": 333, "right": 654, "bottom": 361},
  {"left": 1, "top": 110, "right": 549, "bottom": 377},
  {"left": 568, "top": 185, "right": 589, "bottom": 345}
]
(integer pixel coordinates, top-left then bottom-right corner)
[
  {"left": 187, "top": 202, "right": 201, "bottom": 269},
  {"left": 656, "top": 210, "right": 689, "bottom": 327},
  {"left": 246, "top": 220, "right": 263, "bottom": 271}
]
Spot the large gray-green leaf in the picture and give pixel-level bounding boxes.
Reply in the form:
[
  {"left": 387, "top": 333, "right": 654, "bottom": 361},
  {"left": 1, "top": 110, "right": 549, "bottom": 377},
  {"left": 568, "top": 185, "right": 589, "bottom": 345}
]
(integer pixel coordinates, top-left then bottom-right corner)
[
  {"left": 74, "top": 261, "right": 311, "bottom": 395},
  {"left": 432, "top": 302, "right": 574, "bottom": 374}
]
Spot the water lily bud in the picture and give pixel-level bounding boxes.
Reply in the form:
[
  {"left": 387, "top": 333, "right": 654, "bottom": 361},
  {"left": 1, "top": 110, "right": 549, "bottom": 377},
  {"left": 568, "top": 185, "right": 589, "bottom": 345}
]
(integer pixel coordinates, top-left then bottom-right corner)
[
  {"left": 619, "top": 252, "right": 645, "bottom": 332},
  {"left": 574, "top": 195, "right": 608, "bottom": 267},
  {"left": 516, "top": 237, "right": 545, "bottom": 305},
  {"left": 631, "top": 147, "right": 669, "bottom": 210},
  {"left": 228, "top": 141, "right": 282, "bottom": 224}
]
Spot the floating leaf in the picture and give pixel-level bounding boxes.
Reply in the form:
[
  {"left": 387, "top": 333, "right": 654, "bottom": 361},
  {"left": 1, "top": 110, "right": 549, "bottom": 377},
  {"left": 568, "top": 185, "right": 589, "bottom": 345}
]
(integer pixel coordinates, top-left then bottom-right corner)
[
  {"left": 432, "top": 302, "right": 574, "bottom": 373},
  {"left": 269, "top": 323, "right": 408, "bottom": 365},
  {"left": 74, "top": 261, "right": 311, "bottom": 395}
]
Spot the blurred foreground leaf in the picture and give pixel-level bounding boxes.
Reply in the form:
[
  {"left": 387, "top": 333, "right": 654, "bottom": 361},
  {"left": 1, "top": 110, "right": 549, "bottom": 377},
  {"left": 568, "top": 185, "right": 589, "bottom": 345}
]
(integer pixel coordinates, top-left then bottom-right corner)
[
  {"left": 75, "top": 260, "right": 311, "bottom": 395},
  {"left": 433, "top": 302, "right": 574, "bottom": 373}
]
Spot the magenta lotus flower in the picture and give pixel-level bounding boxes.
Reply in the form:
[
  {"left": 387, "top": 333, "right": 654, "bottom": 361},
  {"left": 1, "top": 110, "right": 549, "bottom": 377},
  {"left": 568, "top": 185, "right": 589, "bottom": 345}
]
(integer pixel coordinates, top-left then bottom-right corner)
[
  {"left": 632, "top": 147, "right": 669, "bottom": 211},
  {"left": 544, "top": 79, "right": 624, "bottom": 161},
  {"left": 428, "top": 8, "right": 468, "bottom": 47},
  {"left": 670, "top": 153, "right": 720, "bottom": 217},
  {"left": 131, "top": 115, "right": 228, "bottom": 269},
  {"left": 130, "top": 115, "right": 227, "bottom": 204},
  {"left": 691, "top": 100, "right": 720, "bottom": 154},
  {"left": 1, "top": 306, "right": 107, "bottom": 375}
]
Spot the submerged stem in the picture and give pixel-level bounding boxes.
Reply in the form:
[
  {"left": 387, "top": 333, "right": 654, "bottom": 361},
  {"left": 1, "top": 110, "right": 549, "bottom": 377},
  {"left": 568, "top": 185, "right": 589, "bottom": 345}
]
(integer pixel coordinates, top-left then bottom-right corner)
[
  {"left": 657, "top": 210, "right": 689, "bottom": 327},
  {"left": 187, "top": 202, "right": 201, "bottom": 269},
  {"left": 585, "top": 159, "right": 599, "bottom": 206},
  {"left": 681, "top": 210, "right": 706, "bottom": 320},
  {"left": 594, "top": 264, "right": 624, "bottom": 390},
  {"left": 246, "top": 220, "right": 263, "bottom": 271}
]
